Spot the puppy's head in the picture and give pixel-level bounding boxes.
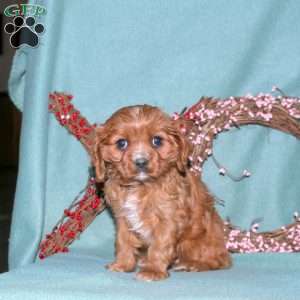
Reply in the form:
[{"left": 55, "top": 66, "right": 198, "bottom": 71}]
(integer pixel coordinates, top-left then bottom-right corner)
[{"left": 93, "top": 105, "right": 190, "bottom": 184}]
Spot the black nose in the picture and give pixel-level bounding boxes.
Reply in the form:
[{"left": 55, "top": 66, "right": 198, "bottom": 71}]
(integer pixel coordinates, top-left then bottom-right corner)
[{"left": 134, "top": 158, "right": 149, "bottom": 170}]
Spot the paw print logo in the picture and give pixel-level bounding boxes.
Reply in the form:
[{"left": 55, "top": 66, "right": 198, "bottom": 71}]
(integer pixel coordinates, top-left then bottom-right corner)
[{"left": 4, "top": 16, "right": 44, "bottom": 48}]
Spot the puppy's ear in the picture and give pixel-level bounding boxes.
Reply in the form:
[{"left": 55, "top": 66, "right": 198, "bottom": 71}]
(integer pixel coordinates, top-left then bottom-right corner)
[
  {"left": 169, "top": 122, "right": 191, "bottom": 173},
  {"left": 92, "top": 125, "right": 106, "bottom": 182}
]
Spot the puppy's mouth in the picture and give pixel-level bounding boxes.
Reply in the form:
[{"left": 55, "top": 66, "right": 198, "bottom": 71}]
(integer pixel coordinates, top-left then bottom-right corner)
[{"left": 134, "top": 171, "right": 150, "bottom": 182}]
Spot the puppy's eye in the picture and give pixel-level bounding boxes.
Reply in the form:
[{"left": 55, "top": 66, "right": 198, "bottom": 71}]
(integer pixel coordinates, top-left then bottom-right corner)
[
  {"left": 152, "top": 136, "right": 163, "bottom": 148},
  {"left": 116, "top": 138, "right": 128, "bottom": 150}
]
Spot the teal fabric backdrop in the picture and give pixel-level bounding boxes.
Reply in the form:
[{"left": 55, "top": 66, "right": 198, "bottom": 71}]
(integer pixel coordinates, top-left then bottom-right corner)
[{"left": 1, "top": 0, "right": 300, "bottom": 299}]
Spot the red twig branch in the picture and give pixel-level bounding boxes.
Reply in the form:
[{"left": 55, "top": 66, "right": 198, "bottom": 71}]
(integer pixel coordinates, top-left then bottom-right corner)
[{"left": 48, "top": 92, "right": 97, "bottom": 156}]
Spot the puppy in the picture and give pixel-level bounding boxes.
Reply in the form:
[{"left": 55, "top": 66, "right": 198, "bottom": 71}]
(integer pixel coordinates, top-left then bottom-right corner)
[{"left": 93, "top": 105, "right": 231, "bottom": 281}]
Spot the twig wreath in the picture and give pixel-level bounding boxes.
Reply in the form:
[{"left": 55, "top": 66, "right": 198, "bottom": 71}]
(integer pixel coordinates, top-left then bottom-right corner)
[{"left": 39, "top": 88, "right": 300, "bottom": 259}]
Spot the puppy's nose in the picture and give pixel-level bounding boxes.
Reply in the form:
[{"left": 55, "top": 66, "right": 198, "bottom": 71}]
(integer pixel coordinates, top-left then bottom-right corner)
[{"left": 134, "top": 157, "right": 149, "bottom": 170}]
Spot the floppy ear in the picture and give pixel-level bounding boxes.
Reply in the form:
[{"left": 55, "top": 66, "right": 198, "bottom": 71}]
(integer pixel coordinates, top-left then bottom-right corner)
[
  {"left": 176, "top": 131, "right": 191, "bottom": 173},
  {"left": 169, "top": 122, "right": 192, "bottom": 173},
  {"left": 92, "top": 126, "right": 106, "bottom": 182}
]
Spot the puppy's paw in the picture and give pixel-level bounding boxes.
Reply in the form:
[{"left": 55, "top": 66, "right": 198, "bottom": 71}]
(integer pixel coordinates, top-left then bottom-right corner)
[
  {"left": 172, "top": 260, "right": 209, "bottom": 272},
  {"left": 136, "top": 269, "right": 169, "bottom": 282},
  {"left": 173, "top": 262, "right": 198, "bottom": 272},
  {"left": 173, "top": 257, "right": 231, "bottom": 272},
  {"left": 106, "top": 261, "right": 135, "bottom": 273}
]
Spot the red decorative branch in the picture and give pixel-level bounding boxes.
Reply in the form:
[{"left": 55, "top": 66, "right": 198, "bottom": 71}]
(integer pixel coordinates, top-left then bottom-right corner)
[
  {"left": 48, "top": 92, "right": 96, "bottom": 156},
  {"left": 39, "top": 177, "right": 105, "bottom": 259}
]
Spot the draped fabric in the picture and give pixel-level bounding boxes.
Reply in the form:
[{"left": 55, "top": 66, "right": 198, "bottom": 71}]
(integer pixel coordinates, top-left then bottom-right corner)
[{"left": 1, "top": 1, "right": 299, "bottom": 299}]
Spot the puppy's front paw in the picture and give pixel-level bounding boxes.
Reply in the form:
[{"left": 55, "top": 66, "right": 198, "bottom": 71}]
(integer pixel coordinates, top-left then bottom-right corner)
[
  {"left": 136, "top": 269, "right": 169, "bottom": 282},
  {"left": 106, "top": 261, "right": 135, "bottom": 273}
]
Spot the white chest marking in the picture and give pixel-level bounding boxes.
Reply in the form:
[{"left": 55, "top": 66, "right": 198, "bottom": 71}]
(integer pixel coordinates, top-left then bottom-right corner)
[{"left": 122, "top": 196, "right": 151, "bottom": 240}]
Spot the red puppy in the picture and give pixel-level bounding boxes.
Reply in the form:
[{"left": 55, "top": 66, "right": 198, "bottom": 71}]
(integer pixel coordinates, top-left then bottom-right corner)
[{"left": 93, "top": 105, "right": 231, "bottom": 281}]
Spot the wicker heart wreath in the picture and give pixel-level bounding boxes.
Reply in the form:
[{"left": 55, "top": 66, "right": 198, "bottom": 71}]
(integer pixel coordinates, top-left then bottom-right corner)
[{"left": 39, "top": 88, "right": 300, "bottom": 259}]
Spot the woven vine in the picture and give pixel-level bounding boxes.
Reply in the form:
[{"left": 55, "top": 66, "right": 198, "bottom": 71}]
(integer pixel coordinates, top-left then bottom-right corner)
[{"left": 39, "top": 89, "right": 300, "bottom": 259}]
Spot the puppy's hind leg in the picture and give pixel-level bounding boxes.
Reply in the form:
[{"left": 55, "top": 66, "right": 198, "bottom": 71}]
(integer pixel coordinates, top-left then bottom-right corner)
[{"left": 174, "top": 212, "right": 231, "bottom": 272}]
